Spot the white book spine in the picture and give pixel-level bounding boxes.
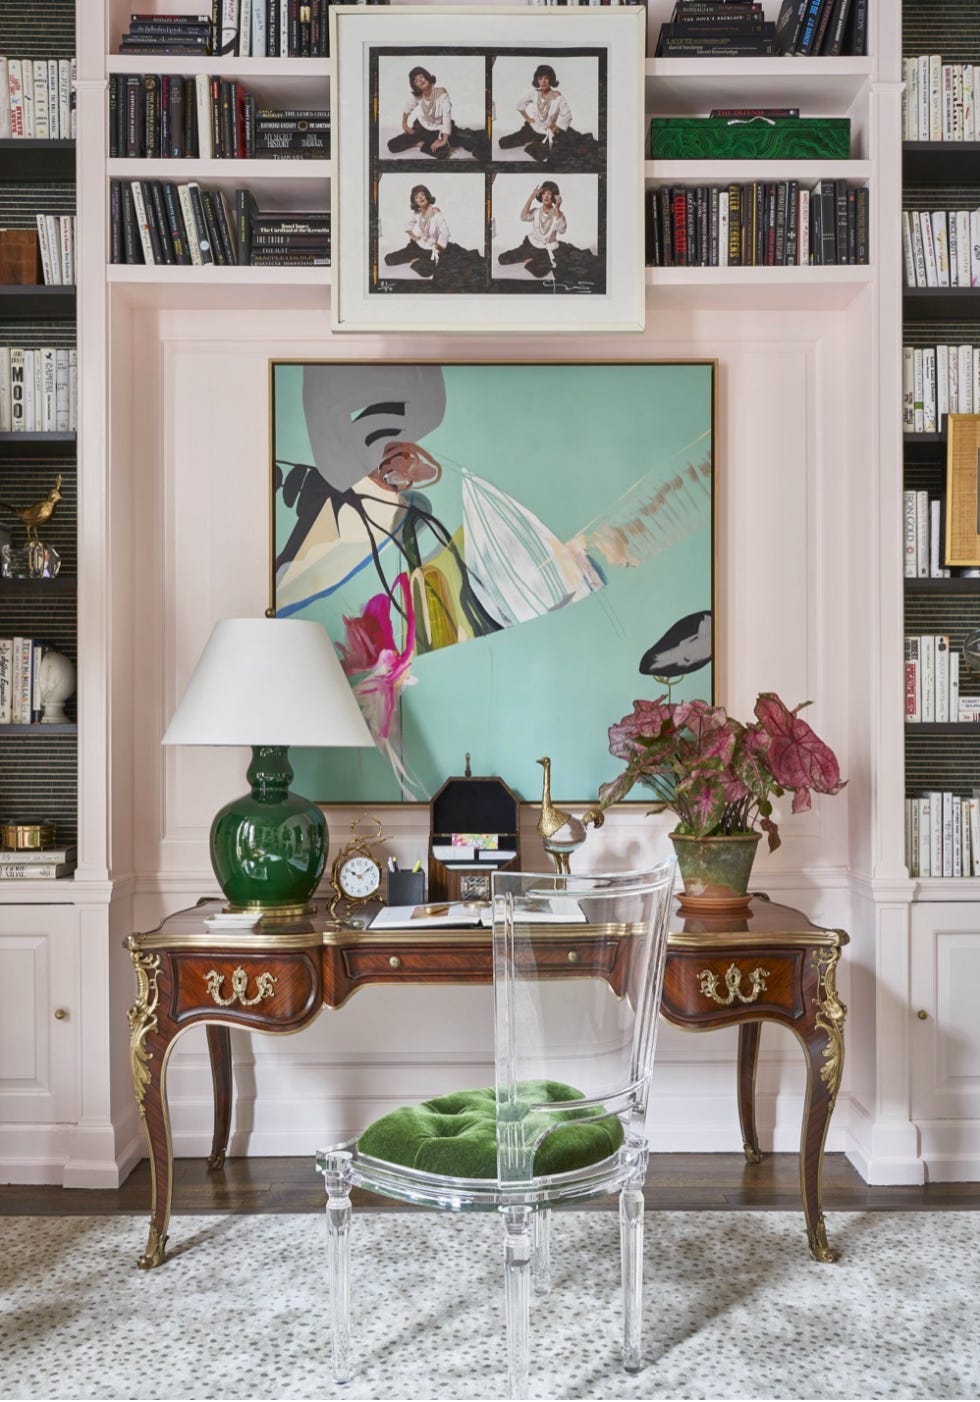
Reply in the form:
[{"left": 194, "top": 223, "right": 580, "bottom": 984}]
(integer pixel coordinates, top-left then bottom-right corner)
[
  {"left": 929, "top": 498, "right": 942, "bottom": 577},
  {"left": 40, "top": 347, "right": 56, "bottom": 432},
  {"left": 950, "top": 650, "right": 960, "bottom": 728},
  {"left": 21, "top": 57, "right": 34, "bottom": 138},
  {"left": 942, "top": 64, "right": 954, "bottom": 141},
  {"left": 966, "top": 63, "right": 977, "bottom": 141},
  {"left": 59, "top": 215, "right": 74, "bottom": 286},
  {"left": 902, "top": 347, "right": 915, "bottom": 431},
  {"left": 929, "top": 53, "right": 943, "bottom": 140},
  {"left": 913, "top": 347, "right": 924, "bottom": 433},
  {"left": 935, "top": 634, "right": 950, "bottom": 723},
  {"left": 906, "top": 798, "right": 915, "bottom": 877},
  {"left": 919, "top": 795, "right": 932, "bottom": 878},
  {"left": 280, "top": 0, "right": 289, "bottom": 58},
  {"left": 904, "top": 58, "right": 915, "bottom": 141},
  {"left": 955, "top": 209, "right": 972, "bottom": 286},
  {"left": 68, "top": 349, "right": 77, "bottom": 433},
  {"left": 252, "top": 0, "right": 267, "bottom": 57},
  {"left": 718, "top": 192, "right": 729, "bottom": 268},
  {"left": 798, "top": 188, "right": 809, "bottom": 266},
  {"left": 195, "top": 73, "right": 212, "bottom": 160},
  {"left": 240, "top": 0, "right": 253, "bottom": 57},
  {"left": 971, "top": 800, "right": 980, "bottom": 875},
  {"left": 959, "top": 343, "right": 973, "bottom": 413},
  {"left": 35, "top": 213, "right": 52, "bottom": 285},
  {"left": 32, "top": 58, "right": 49, "bottom": 139},
  {"left": 70, "top": 58, "right": 76, "bottom": 140},
  {"left": 971, "top": 208, "right": 980, "bottom": 287},
  {"left": 953, "top": 798, "right": 963, "bottom": 877},
  {"left": 7, "top": 58, "right": 23, "bottom": 137},
  {"left": 23, "top": 349, "right": 36, "bottom": 433},
  {"left": 905, "top": 634, "right": 921, "bottom": 718},
  {"left": 931, "top": 210, "right": 950, "bottom": 286},
  {"left": 57, "top": 59, "right": 71, "bottom": 144},
  {"left": 0, "top": 346, "right": 9, "bottom": 432},
  {"left": 130, "top": 182, "right": 156, "bottom": 264},
  {"left": 177, "top": 185, "right": 203, "bottom": 265},
  {"left": 221, "top": 0, "right": 241, "bottom": 55},
  {"left": 953, "top": 63, "right": 965, "bottom": 140},
  {"left": 942, "top": 790, "right": 953, "bottom": 876},
  {"left": 963, "top": 798, "right": 972, "bottom": 877},
  {"left": 10, "top": 638, "right": 22, "bottom": 725},
  {"left": 916, "top": 490, "right": 930, "bottom": 577},
  {"left": 0, "top": 638, "right": 11, "bottom": 724},
  {"left": 910, "top": 208, "right": 928, "bottom": 286},
  {"left": 974, "top": 348, "right": 980, "bottom": 416},
  {"left": 54, "top": 348, "right": 69, "bottom": 432},
  {"left": 0, "top": 58, "right": 10, "bottom": 140},
  {"left": 919, "top": 211, "right": 938, "bottom": 287},
  {"left": 8, "top": 348, "right": 25, "bottom": 431},
  {"left": 918, "top": 56, "right": 930, "bottom": 141},
  {"left": 923, "top": 347, "right": 937, "bottom": 433},
  {"left": 937, "top": 344, "right": 950, "bottom": 425},
  {"left": 45, "top": 214, "right": 61, "bottom": 284},
  {"left": 949, "top": 208, "right": 959, "bottom": 286},
  {"left": 902, "top": 211, "right": 916, "bottom": 286},
  {"left": 46, "top": 59, "right": 58, "bottom": 140},
  {"left": 921, "top": 635, "right": 936, "bottom": 721}
]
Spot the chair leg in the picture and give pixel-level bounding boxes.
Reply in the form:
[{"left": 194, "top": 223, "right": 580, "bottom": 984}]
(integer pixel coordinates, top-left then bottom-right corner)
[
  {"left": 619, "top": 1165, "right": 646, "bottom": 1374},
  {"left": 320, "top": 1152, "right": 354, "bottom": 1385},
  {"left": 502, "top": 1206, "right": 532, "bottom": 1399},
  {"left": 531, "top": 1206, "right": 552, "bottom": 1297}
]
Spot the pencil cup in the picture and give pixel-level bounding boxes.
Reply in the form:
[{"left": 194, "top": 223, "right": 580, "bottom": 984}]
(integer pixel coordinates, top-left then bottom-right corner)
[{"left": 387, "top": 870, "right": 425, "bottom": 906}]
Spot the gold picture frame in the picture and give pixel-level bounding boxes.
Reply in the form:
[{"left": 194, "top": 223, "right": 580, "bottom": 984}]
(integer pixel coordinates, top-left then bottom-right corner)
[{"left": 945, "top": 414, "right": 980, "bottom": 566}]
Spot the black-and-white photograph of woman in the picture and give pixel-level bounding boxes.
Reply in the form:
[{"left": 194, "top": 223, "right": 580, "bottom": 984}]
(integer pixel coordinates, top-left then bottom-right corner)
[
  {"left": 493, "top": 56, "right": 601, "bottom": 168},
  {"left": 379, "top": 56, "right": 489, "bottom": 162},
  {"left": 378, "top": 174, "right": 487, "bottom": 292},
  {"left": 492, "top": 173, "right": 603, "bottom": 290}
]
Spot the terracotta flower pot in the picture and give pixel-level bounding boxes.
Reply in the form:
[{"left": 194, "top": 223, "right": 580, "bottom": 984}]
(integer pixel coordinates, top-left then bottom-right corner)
[{"left": 670, "top": 831, "right": 762, "bottom": 915}]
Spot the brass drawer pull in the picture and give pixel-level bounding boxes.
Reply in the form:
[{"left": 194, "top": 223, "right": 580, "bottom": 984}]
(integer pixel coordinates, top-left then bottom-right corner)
[
  {"left": 567, "top": 950, "right": 579, "bottom": 963},
  {"left": 388, "top": 955, "right": 402, "bottom": 969},
  {"left": 698, "top": 963, "right": 770, "bottom": 1007},
  {"left": 205, "top": 967, "right": 277, "bottom": 1008}
]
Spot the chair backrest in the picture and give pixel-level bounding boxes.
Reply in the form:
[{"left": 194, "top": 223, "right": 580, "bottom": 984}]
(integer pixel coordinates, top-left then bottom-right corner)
[{"left": 491, "top": 863, "right": 676, "bottom": 1186}]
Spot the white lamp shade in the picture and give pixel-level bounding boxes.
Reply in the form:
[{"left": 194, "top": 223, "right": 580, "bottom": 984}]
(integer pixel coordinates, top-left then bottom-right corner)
[{"left": 162, "top": 617, "right": 375, "bottom": 749}]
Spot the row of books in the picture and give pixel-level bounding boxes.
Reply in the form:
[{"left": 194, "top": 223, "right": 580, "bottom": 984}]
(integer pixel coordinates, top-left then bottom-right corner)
[
  {"left": 0, "top": 57, "right": 75, "bottom": 141},
  {"left": 34, "top": 214, "right": 76, "bottom": 288},
  {"left": 109, "top": 72, "right": 330, "bottom": 162},
  {"left": 0, "top": 847, "right": 76, "bottom": 881},
  {"left": 118, "top": 1, "right": 389, "bottom": 59},
  {"left": 775, "top": 0, "right": 866, "bottom": 56},
  {"left": 904, "top": 635, "right": 979, "bottom": 724},
  {"left": 905, "top": 793, "right": 980, "bottom": 880},
  {"left": 902, "top": 490, "right": 956, "bottom": 581},
  {"left": 647, "top": 180, "right": 868, "bottom": 268},
  {"left": 0, "top": 639, "right": 64, "bottom": 726},
  {"left": 902, "top": 345, "right": 980, "bottom": 436},
  {"left": 903, "top": 56, "right": 980, "bottom": 144},
  {"left": 903, "top": 208, "right": 980, "bottom": 290},
  {"left": 657, "top": 2, "right": 775, "bottom": 58},
  {"left": 0, "top": 348, "right": 78, "bottom": 435},
  {"left": 110, "top": 179, "right": 330, "bottom": 266}
]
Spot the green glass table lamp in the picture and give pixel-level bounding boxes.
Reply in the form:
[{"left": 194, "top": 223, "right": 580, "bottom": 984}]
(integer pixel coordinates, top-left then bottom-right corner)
[{"left": 162, "top": 617, "right": 374, "bottom": 914}]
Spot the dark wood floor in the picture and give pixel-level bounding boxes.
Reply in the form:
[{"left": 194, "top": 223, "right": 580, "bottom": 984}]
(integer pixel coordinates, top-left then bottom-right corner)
[{"left": 2, "top": 1153, "right": 978, "bottom": 1216}]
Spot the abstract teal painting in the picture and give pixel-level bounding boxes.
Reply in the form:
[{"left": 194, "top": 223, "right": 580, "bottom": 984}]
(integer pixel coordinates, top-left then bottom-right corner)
[{"left": 272, "top": 361, "right": 715, "bottom": 803}]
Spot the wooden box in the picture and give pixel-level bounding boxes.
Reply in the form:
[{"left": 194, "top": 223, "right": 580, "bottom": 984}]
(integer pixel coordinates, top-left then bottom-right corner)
[
  {"left": 0, "top": 229, "right": 42, "bottom": 285},
  {"left": 427, "top": 774, "right": 521, "bottom": 903}
]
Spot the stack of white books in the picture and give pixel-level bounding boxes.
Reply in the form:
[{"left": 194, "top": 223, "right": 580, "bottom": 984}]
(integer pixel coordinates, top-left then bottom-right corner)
[
  {"left": 906, "top": 793, "right": 980, "bottom": 879},
  {"left": 0, "top": 56, "right": 76, "bottom": 140},
  {"left": 0, "top": 846, "right": 76, "bottom": 881}
]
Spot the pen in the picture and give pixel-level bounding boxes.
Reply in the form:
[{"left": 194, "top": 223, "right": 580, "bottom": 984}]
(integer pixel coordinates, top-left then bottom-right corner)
[
  {"left": 388, "top": 857, "right": 397, "bottom": 872},
  {"left": 411, "top": 860, "right": 422, "bottom": 873}
]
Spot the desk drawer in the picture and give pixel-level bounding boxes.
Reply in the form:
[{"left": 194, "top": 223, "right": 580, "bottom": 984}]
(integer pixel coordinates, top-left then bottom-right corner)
[
  {"left": 663, "top": 949, "right": 805, "bottom": 1023},
  {"left": 343, "top": 939, "right": 621, "bottom": 983},
  {"left": 171, "top": 952, "right": 321, "bottom": 1026}
]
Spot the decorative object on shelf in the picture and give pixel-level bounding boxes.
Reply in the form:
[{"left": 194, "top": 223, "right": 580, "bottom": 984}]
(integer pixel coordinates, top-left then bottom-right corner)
[
  {"left": 161, "top": 616, "right": 374, "bottom": 914},
  {"left": 330, "top": 4, "right": 645, "bottom": 332},
  {"left": 944, "top": 413, "right": 980, "bottom": 566},
  {"left": 596, "top": 693, "right": 845, "bottom": 913},
  {"left": 428, "top": 770, "right": 521, "bottom": 903},
  {"left": 38, "top": 649, "right": 75, "bottom": 723},
  {"left": 536, "top": 755, "right": 603, "bottom": 875},
  {"left": 962, "top": 628, "right": 980, "bottom": 674},
  {"left": 272, "top": 360, "right": 714, "bottom": 803},
  {"left": 0, "top": 473, "right": 62, "bottom": 578},
  {"left": 0, "top": 229, "right": 42, "bottom": 285},
  {"left": 329, "top": 813, "right": 388, "bottom": 921},
  {"left": 1, "top": 820, "right": 56, "bottom": 850},
  {"left": 649, "top": 116, "right": 851, "bottom": 161}
]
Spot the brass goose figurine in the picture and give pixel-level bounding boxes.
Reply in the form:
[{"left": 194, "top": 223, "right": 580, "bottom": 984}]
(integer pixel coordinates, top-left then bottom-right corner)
[{"left": 536, "top": 756, "right": 604, "bottom": 875}]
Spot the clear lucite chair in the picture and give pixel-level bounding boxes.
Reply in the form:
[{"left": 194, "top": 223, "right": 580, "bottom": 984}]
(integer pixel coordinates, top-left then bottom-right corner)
[{"left": 315, "top": 863, "right": 676, "bottom": 1398}]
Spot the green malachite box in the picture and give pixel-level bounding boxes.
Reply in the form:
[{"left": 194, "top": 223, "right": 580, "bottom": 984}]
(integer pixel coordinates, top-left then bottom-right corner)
[{"left": 649, "top": 117, "right": 851, "bottom": 161}]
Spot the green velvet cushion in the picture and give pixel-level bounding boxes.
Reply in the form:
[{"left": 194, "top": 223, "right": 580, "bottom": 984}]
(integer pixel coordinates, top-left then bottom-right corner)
[{"left": 357, "top": 1080, "right": 624, "bottom": 1179}]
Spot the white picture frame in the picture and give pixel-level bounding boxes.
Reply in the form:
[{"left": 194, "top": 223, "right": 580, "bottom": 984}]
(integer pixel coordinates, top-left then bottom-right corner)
[{"left": 330, "top": 4, "right": 646, "bottom": 334}]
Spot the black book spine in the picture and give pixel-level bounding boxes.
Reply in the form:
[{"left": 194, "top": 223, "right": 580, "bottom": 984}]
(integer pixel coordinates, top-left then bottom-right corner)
[
  {"left": 108, "top": 74, "right": 119, "bottom": 157},
  {"left": 819, "top": 0, "right": 848, "bottom": 55},
  {"left": 728, "top": 183, "right": 742, "bottom": 266},
  {"left": 834, "top": 179, "right": 848, "bottom": 267},
  {"left": 289, "top": 0, "right": 300, "bottom": 56},
  {"left": 785, "top": 179, "right": 799, "bottom": 265},
  {"left": 763, "top": 182, "right": 776, "bottom": 265},
  {"left": 267, "top": 0, "right": 280, "bottom": 56},
  {"left": 251, "top": 230, "right": 330, "bottom": 247},
  {"left": 148, "top": 180, "right": 175, "bottom": 263},
  {"left": 220, "top": 80, "right": 234, "bottom": 159},
  {"left": 658, "top": 186, "right": 673, "bottom": 266},
  {"left": 244, "top": 93, "right": 256, "bottom": 157},
  {"left": 185, "top": 77, "right": 198, "bottom": 157},
  {"left": 300, "top": 2, "right": 311, "bottom": 55},
  {"left": 844, "top": 0, "right": 866, "bottom": 55},
  {"left": 696, "top": 185, "right": 709, "bottom": 267},
  {"left": 121, "top": 183, "right": 142, "bottom": 263},
  {"left": 160, "top": 74, "right": 171, "bottom": 157},
  {"left": 236, "top": 186, "right": 253, "bottom": 264},
  {"left": 114, "top": 74, "right": 127, "bottom": 159},
  {"left": 672, "top": 189, "right": 687, "bottom": 266},
  {"left": 310, "top": 0, "right": 321, "bottom": 56},
  {"left": 140, "top": 179, "right": 164, "bottom": 263},
  {"left": 125, "top": 75, "right": 142, "bottom": 157},
  {"left": 144, "top": 74, "right": 161, "bottom": 158},
  {"left": 229, "top": 80, "right": 241, "bottom": 158},
  {"left": 126, "top": 21, "right": 211, "bottom": 37},
  {"left": 774, "top": 180, "right": 787, "bottom": 265},
  {"left": 685, "top": 188, "right": 697, "bottom": 267},
  {"left": 162, "top": 181, "right": 191, "bottom": 264},
  {"left": 250, "top": 251, "right": 329, "bottom": 265},
  {"left": 129, "top": 12, "right": 213, "bottom": 23},
  {"left": 200, "top": 188, "right": 228, "bottom": 264},
  {"left": 810, "top": 183, "right": 823, "bottom": 264},
  {"left": 187, "top": 183, "right": 215, "bottom": 263},
  {"left": 210, "top": 77, "right": 222, "bottom": 158},
  {"left": 855, "top": 185, "right": 869, "bottom": 264},
  {"left": 818, "top": 179, "right": 836, "bottom": 264},
  {"left": 169, "top": 75, "right": 185, "bottom": 157},
  {"left": 846, "top": 187, "right": 857, "bottom": 264},
  {"left": 810, "top": 0, "right": 835, "bottom": 55},
  {"left": 119, "top": 35, "right": 210, "bottom": 50},
  {"left": 109, "top": 180, "right": 123, "bottom": 263},
  {"left": 754, "top": 182, "right": 766, "bottom": 265},
  {"left": 212, "top": 188, "right": 238, "bottom": 265},
  {"left": 774, "top": 0, "right": 807, "bottom": 55},
  {"left": 796, "top": 0, "right": 824, "bottom": 55},
  {"left": 709, "top": 185, "right": 719, "bottom": 266}
]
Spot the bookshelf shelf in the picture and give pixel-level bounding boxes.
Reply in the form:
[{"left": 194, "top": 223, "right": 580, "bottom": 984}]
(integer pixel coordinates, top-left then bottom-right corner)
[
  {"left": 904, "top": 578, "right": 979, "bottom": 593},
  {"left": 903, "top": 432, "right": 946, "bottom": 461},
  {"left": 0, "top": 723, "right": 77, "bottom": 736},
  {"left": 0, "top": 286, "right": 76, "bottom": 318},
  {"left": 645, "top": 264, "right": 872, "bottom": 310},
  {"left": 0, "top": 576, "right": 76, "bottom": 594},
  {"left": 106, "top": 56, "right": 330, "bottom": 77},
  {"left": 906, "top": 723, "right": 980, "bottom": 735},
  {"left": 0, "top": 432, "right": 77, "bottom": 459},
  {"left": 903, "top": 142, "right": 980, "bottom": 183},
  {"left": 107, "top": 263, "right": 330, "bottom": 309},
  {"left": 903, "top": 288, "right": 980, "bottom": 320},
  {"left": 0, "top": 139, "right": 75, "bottom": 182},
  {"left": 643, "top": 57, "right": 872, "bottom": 115},
  {"left": 645, "top": 159, "right": 872, "bottom": 182}
]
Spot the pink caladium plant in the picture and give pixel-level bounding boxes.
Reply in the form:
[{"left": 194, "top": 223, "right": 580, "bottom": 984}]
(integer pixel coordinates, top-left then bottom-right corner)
[{"left": 599, "top": 692, "right": 845, "bottom": 852}]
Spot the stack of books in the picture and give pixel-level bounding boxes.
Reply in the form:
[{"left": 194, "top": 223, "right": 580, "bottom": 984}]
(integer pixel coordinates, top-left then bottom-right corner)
[
  {"left": 904, "top": 55, "right": 980, "bottom": 142},
  {"left": 119, "top": 14, "right": 212, "bottom": 56},
  {"left": 902, "top": 344, "right": 980, "bottom": 436},
  {"left": 210, "top": 0, "right": 391, "bottom": 60},
  {"left": 775, "top": 0, "right": 866, "bottom": 57},
  {"left": 0, "top": 56, "right": 76, "bottom": 140},
  {"left": 904, "top": 634, "right": 970, "bottom": 723},
  {"left": 0, "top": 639, "right": 65, "bottom": 726},
  {"left": 238, "top": 194, "right": 329, "bottom": 265},
  {"left": 903, "top": 208, "right": 980, "bottom": 290},
  {"left": 906, "top": 792, "right": 980, "bottom": 879},
  {"left": 254, "top": 108, "right": 330, "bottom": 160},
  {"left": 0, "top": 348, "right": 78, "bottom": 434},
  {"left": 656, "top": 2, "right": 776, "bottom": 58},
  {"left": 35, "top": 214, "right": 75, "bottom": 286},
  {"left": 0, "top": 847, "right": 77, "bottom": 881}
]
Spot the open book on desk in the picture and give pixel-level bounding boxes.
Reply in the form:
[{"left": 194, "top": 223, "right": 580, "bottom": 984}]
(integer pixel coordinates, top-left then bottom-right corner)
[{"left": 369, "top": 898, "right": 586, "bottom": 931}]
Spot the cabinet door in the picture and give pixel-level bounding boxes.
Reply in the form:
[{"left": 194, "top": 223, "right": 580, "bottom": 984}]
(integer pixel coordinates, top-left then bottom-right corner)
[
  {"left": 910, "top": 903, "right": 980, "bottom": 1123},
  {"left": 0, "top": 906, "right": 78, "bottom": 1123}
]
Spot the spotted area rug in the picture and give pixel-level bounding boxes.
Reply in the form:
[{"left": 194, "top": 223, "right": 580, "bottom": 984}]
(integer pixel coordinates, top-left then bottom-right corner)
[{"left": 0, "top": 1211, "right": 976, "bottom": 1400}]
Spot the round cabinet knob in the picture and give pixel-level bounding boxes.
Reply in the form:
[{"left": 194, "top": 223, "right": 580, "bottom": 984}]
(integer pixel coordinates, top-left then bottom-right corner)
[
  {"left": 54, "top": 1008, "right": 68, "bottom": 1020},
  {"left": 567, "top": 950, "right": 579, "bottom": 964},
  {"left": 917, "top": 1009, "right": 929, "bottom": 1020},
  {"left": 388, "top": 955, "right": 402, "bottom": 969}
]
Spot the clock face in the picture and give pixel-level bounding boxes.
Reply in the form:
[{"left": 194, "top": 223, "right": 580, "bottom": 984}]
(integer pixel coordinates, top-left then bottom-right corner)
[{"left": 339, "top": 853, "right": 381, "bottom": 899}]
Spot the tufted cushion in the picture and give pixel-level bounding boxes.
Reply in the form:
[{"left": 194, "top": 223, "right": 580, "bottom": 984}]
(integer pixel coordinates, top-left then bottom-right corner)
[{"left": 357, "top": 1080, "right": 624, "bottom": 1179}]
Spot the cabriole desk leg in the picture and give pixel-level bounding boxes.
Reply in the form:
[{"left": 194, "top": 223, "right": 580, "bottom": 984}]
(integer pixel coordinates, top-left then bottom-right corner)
[
  {"left": 206, "top": 1025, "right": 233, "bottom": 1171},
  {"left": 126, "top": 939, "right": 177, "bottom": 1270},
  {"left": 737, "top": 1021, "right": 763, "bottom": 1164},
  {"left": 799, "top": 944, "right": 847, "bottom": 1264}
]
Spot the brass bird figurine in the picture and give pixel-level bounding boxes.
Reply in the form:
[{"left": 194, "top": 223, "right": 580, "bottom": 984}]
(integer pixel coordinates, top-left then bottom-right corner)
[
  {"left": 0, "top": 474, "right": 63, "bottom": 545},
  {"left": 536, "top": 756, "right": 604, "bottom": 876}
]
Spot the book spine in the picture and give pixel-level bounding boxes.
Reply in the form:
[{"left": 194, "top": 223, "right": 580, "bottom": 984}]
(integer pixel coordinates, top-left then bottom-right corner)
[
  {"left": 149, "top": 181, "right": 176, "bottom": 264},
  {"left": 7, "top": 59, "right": 23, "bottom": 137},
  {"left": 130, "top": 181, "right": 156, "bottom": 264},
  {"left": 162, "top": 182, "right": 191, "bottom": 264},
  {"left": 0, "top": 638, "right": 12, "bottom": 725},
  {"left": 55, "top": 348, "right": 69, "bottom": 431},
  {"left": 221, "top": 0, "right": 241, "bottom": 54},
  {"left": 0, "top": 848, "right": 75, "bottom": 864},
  {"left": 8, "top": 348, "right": 25, "bottom": 430},
  {"left": 187, "top": 182, "right": 215, "bottom": 263},
  {"left": 32, "top": 59, "right": 48, "bottom": 139},
  {"left": 905, "top": 634, "right": 921, "bottom": 720},
  {"left": 178, "top": 184, "right": 204, "bottom": 264},
  {"left": 0, "top": 863, "right": 74, "bottom": 880},
  {"left": 0, "top": 58, "right": 10, "bottom": 140},
  {"left": 0, "top": 347, "right": 9, "bottom": 432},
  {"left": 68, "top": 349, "right": 77, "bottom": 432},
  {"left": 40, "top": 347, "right": 56, "bottom": 431}
]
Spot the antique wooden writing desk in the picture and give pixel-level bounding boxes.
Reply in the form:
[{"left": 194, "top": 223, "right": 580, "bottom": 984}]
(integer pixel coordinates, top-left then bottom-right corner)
[{"left": 126, "top": 894, "right": 847, "bottom": 1270}]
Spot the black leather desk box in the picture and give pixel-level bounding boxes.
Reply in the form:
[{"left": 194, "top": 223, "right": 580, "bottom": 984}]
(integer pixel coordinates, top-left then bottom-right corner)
[{"left": 428, "top": 774, "right": 521, "bottom": 903}]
